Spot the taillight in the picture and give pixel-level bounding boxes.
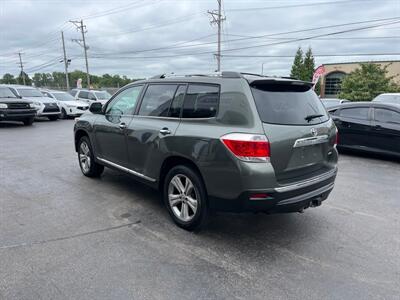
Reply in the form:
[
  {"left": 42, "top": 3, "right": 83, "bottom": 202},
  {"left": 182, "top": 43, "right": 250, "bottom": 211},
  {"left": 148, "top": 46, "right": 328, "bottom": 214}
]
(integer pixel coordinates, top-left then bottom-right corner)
[
  {"left": 220, "top": 133, "right": 270, "bottom": 162},
  {"left": 334, "top": 128, "right": 339, "bottom": 147}
]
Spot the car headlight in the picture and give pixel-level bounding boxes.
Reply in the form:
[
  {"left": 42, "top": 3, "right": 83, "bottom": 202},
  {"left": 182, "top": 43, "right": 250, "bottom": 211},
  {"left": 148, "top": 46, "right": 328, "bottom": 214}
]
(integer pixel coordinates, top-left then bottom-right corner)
[{"left": 0, "top": 103, "right": 8, "bottom": 109}]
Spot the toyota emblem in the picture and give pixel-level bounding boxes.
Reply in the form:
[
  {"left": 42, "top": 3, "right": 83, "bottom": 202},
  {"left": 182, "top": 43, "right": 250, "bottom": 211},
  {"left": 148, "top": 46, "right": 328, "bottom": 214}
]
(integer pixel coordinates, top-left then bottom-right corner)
[{"left": 311, "top": 128, "right": 318, "bottom": 137}]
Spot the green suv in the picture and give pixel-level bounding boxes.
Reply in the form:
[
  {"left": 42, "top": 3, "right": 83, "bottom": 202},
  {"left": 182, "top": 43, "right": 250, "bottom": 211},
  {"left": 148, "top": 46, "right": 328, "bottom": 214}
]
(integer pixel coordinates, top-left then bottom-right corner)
[{"left": 74, "top": 72, "right": 338, "bottom": 230}]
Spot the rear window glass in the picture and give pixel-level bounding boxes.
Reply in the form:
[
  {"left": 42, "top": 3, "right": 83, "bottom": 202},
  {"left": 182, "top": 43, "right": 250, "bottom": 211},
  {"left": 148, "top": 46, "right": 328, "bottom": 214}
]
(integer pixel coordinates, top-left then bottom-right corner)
[{"left": 251, "top": 82, "right": 328, "bottom": 125}]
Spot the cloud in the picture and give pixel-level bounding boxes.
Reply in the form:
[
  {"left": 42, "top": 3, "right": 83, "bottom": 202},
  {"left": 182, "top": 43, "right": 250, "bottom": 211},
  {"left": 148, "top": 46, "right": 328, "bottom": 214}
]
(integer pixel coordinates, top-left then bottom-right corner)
[{"left": 0, "top": 0, "right": 399, "bottom": 78}]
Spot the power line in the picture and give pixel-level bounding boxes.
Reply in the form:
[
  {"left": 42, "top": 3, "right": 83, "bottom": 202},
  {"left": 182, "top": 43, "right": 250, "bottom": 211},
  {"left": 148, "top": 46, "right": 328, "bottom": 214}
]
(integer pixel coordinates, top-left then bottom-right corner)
[
  {"left": 225, "top": 0, "right": 393, "bottom": 12},
  {"left": 222, "top": 53, "right": 400, "bottom": 58},
  {"left": 87, "top": 17, "right": 400, "bottom": 58}
]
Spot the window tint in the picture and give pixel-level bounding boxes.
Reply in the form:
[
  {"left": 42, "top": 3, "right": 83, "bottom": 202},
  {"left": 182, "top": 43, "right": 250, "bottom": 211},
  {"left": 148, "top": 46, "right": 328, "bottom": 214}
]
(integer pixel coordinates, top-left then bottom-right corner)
[
  {"left": 340, "top": 107, "right": 369, "bottom": 120},
  {"left": 106, "top": 85, "right": 143, "bottom": 115},
  {"left": 375, "top": 108, "right": 400, "bottom": 124},
  {"left": 88, "top": 92, "right": 97, "bottom": 100},
  {"left": 79, "top": 91, "right": 89, "bottom": 99},
  {"left": 182, "top": 84, "right": 219, "bottom": 118},
  {"left": 251, "top": 83, "right": 328, "bottom": 125},
  {"left": 138, "top": 84, "right": 177, "bottom": 117},
  {"left": 169, "top": 85, "right": 186, "bottom": 118}
]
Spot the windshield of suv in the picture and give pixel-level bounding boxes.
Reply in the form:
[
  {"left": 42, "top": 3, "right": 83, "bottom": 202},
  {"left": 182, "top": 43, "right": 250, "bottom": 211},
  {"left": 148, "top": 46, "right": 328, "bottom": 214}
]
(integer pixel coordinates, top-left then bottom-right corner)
[
  {"left": 0, "top": 87, "right": 17, "bottom": 98},
  {"left": 94, "top": 91, "right": 111, "bottom": 100},
  {"left": 17, "top": 88, "right": 44, "bottom": 97},
  {"left": 251, "top": 82, "right": 329, "bottom": 125},
  {"left": 53, "top": 92, "right": 75, "bottom": 101}
]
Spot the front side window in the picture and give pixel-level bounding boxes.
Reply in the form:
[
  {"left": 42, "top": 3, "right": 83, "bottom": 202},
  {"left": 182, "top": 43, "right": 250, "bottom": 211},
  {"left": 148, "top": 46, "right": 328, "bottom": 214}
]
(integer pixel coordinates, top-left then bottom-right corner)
[
  {"left": 182, "top": 84, "right": 219, "bottom": 118},
  {"left": 106, "top": 85, "right": 143, "bottom": 116},
  {"left": 340, "top": 107, "right": 369, "bottom": 120},
  {"left": 94, "top": 91, "right": 111, "bottom": 100},
  {"left": 138, "top": 84, "right": 178, "bottom": 117},
  {"left": 374, "top": 108, "right": 400, "bottom": 124},
  {"left": 79, "top": 91, "right": 89, "bottom": 99}
]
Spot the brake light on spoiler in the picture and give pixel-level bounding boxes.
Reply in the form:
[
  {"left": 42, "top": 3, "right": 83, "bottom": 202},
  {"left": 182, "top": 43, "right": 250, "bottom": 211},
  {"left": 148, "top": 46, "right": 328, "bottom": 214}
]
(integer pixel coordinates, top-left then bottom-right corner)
[{"left": 220, "top": 133, "right": 270, "bottom": 162}]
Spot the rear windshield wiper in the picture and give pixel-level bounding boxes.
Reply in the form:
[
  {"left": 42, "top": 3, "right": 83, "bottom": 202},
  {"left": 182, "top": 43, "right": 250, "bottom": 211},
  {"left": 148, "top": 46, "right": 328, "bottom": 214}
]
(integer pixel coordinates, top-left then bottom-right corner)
[{"left": 305, "top": 114, "right": 324, "bottom": 122}]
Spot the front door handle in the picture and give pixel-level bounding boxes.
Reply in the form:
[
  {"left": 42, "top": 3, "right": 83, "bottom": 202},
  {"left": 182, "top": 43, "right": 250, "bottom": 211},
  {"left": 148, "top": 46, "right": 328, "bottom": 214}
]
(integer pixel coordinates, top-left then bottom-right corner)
[
  {"left": 159, "top": 128, "right": 171, "bottom": 135},
  {"left": 119, "top": 122, "right": 127, "bottom": 130}
]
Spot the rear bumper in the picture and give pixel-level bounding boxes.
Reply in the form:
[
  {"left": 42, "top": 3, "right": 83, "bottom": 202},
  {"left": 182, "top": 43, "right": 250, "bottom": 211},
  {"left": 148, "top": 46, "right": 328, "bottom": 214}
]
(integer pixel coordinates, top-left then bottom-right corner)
[{"left": 209, "top": 168, "right": 337, "bottom": 213}]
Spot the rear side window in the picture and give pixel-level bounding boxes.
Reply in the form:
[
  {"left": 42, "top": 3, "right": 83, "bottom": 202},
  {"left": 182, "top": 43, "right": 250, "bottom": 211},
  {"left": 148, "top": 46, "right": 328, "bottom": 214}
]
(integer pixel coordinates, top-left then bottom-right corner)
[
  {"left": 340, "top": 107, "right": 369, "bottom": 120},
  {"left": 169, "top": 85, "right": 186, "bottom": 118},
  {"left": 79, "top": 91, "right": 89, "bottom": 99},
  {"left": 374, "top": 108, "right": 400, "bottom": 124},
  {"left": 251, "top": 82, "right": 328, "bottom": 125},
  {"left": 138, "top": 84, "right": 178, "bottom": 117},
  {"left": 182, "top": 84, "right": 219, "bottom": 118}
]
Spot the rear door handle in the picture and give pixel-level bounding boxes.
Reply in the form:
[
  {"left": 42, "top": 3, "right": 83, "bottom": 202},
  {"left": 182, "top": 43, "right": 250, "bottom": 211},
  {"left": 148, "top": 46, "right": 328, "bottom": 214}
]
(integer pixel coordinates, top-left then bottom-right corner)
[
  {"left": 119, "top": 122, "right": 127, "bottom": 129},
  {"left": 159, "top": 128, "right": 171, "bottom": 135}
]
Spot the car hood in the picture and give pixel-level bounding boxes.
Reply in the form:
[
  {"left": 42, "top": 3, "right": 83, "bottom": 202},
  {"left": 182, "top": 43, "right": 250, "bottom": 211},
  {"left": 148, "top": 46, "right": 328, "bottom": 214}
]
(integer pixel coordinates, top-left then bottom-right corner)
[
  {"left": 0, "top": 97, "right": 32, "bottom": 104},
  {"left": 23, "top": 96, "right": 57, "bottom": 104},
  {"left": 62, "top": 100, "right": 89, "bottom": 107}
]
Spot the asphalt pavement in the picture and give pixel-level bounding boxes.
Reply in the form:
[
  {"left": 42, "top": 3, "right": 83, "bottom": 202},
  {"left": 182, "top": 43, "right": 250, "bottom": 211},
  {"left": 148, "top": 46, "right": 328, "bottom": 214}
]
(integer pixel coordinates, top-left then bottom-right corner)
[{"left": 0, "top": 119, "right": 399, "bottom": 300}]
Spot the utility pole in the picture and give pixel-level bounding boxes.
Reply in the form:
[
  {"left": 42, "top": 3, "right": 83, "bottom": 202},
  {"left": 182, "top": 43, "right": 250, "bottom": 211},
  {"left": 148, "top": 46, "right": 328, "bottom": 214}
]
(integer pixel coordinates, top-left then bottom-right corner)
[
  {"left": 61, "top": 31, "right": 70, "bottom": 90},
  {"left": 208, "top": 0, "right": 225, "bottom": 72},
  {"left": 70, "top": 20, "right": 90, "bottom": 88},
  {"left": 17, "top": 52, "right": 26, "bottom": 85}
]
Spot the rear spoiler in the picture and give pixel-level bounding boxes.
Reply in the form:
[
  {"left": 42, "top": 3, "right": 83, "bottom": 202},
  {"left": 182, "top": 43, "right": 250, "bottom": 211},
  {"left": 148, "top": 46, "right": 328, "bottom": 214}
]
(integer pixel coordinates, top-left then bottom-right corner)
[{"left": 249, "top": 79, "right": 313, "bottom": 91}]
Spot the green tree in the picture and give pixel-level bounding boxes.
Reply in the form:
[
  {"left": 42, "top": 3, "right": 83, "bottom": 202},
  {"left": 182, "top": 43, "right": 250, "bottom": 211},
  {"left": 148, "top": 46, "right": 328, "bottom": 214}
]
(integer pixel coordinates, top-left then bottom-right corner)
[
  {"left": 339, "top": 63, "right": 400, "bottom": 101},
  {"left": 290, "top": 47, "right": 303, "bottom": 80},
  {"left": 303, "top": 47, "right": 315, "bottom": 82},
  {"left": 0, "top": 73, "right": 17, "bottom": 84}
]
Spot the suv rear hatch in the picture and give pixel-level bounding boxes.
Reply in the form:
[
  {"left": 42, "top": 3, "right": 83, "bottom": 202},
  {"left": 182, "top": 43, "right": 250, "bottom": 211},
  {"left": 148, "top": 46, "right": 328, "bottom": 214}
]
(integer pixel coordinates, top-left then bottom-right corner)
[{"left": 250, "top": 79, "right": 336, "bottom": 184}]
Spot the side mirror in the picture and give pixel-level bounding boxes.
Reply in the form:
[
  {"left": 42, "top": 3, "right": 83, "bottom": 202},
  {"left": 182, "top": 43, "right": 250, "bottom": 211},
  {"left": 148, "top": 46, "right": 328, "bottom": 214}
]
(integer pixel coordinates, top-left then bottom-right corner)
[{"left": 89, "top": 102, "right": 103, "bottom": 114}]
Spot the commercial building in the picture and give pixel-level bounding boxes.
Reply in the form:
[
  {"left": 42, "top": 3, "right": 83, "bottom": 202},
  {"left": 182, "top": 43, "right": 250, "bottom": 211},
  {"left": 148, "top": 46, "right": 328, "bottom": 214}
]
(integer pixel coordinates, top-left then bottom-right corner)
[{"left": 319, "top": 60, "right": 400, "bottom": 98}]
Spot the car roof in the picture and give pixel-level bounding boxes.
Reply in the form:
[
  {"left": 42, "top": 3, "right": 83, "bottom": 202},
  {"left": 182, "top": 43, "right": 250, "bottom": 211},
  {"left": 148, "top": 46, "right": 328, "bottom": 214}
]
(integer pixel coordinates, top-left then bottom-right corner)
[
  {"left": 125, "top": 71, "right": 311, "bottom": 87},
  {"left": 74, "top": 89, "right": 108, "bottom": 92},
  {"left": 377, "top": 93, "right": 400, "bottom": 96},
  {"left": 41, "top": 89, "right": 68, "bottom": 93},
  {"left": 328, "top": 102, "right": 400, "bottom": 111}
]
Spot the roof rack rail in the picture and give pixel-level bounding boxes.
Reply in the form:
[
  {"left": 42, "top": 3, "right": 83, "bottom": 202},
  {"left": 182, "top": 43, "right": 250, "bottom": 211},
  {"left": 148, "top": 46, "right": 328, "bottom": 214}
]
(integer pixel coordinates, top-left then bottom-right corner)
[
  {"left": 150, "top": 74, "right": 166, "bottom": 79},
  {"left": 220, "top": 71, "right": 242, "bottom": 78}
]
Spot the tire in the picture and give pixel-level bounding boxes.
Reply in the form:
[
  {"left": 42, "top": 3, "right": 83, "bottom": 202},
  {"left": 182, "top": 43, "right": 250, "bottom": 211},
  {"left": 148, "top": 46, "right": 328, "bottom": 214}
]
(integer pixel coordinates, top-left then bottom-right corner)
[
  {"left": 60, "top": 108, "right": 67, "bottom": 119},
  {"left": 163, "top": 165, "right": 209, "bottom": 231},
  {"left": 77, "top": 136, "right": 104, "bottom": 177},
  {"left": 48, "top": 115, "right": 59, "bottom": 121},
  {"left": 23, "top": 117, "right": 34, "bottom": 126}
]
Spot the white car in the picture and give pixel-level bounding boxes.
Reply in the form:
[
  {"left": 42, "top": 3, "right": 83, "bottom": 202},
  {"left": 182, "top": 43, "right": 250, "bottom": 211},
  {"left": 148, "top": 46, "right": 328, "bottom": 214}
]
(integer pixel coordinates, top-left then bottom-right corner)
[
  {"left": 372, "top": 93, "right": 400, "bottom": 105},
  {"left": 69, "top": 89, "right": 111, "bottom": 105},
  {"left": 41, "top": 89, "right": 89, "bottom": 119},
  {"left": 6, "top": 85, "right": 60, "bottom": 121}
]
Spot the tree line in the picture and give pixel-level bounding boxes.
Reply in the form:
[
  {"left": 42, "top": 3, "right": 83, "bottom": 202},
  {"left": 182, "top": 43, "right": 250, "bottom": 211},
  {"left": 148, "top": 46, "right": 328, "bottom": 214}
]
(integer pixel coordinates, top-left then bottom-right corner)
[{"left": 0, "top": 70, "right": 141, "bottom": 89}]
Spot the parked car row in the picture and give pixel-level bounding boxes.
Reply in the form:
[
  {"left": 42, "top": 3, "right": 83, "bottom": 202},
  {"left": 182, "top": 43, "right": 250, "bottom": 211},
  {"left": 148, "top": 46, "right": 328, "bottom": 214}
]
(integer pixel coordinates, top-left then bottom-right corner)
[
  {"left": 0, "top": 84, "right": 111, "bottom": 125},
  {"left": 327, "top": 100, "right": 400, "bottom": 158}
]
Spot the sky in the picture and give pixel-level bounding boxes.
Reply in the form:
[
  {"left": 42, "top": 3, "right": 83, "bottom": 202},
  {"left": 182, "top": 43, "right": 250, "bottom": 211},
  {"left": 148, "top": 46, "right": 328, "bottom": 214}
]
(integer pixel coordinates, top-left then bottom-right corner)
[{"left": 0, "top": 0, "right": 399, "bottom": 79}]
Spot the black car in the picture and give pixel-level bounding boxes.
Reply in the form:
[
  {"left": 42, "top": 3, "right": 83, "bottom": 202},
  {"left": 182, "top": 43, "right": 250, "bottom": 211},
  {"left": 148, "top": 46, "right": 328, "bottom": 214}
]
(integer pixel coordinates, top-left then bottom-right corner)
[
  {"left": 329, "top": 102, "right": 400, "bottom": 157},
  {"left": 0, "top": 86, "right": 37, "bottom": 125}
]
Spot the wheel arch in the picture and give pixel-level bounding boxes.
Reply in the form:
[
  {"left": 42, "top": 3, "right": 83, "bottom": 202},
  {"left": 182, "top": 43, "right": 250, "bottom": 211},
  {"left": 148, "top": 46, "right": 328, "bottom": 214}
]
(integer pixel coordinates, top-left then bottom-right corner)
[
  {"left": 158, "top": 155, "right": 207, "bottom": 193},
  {"left": 74, "top": 129, "right": 89, "bottom": 152}
]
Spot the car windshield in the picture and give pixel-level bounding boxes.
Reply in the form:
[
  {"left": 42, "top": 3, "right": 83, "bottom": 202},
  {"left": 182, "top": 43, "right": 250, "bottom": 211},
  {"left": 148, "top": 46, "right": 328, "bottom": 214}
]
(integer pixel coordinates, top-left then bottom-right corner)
[
  {"left": 0, "top": 87, "right": 17, "bottom": 98},
  {"left": 373, "top": 95, "right": 400, "bottom": 104},
  {"left": 251, "top": 82, "right": 329, "bottom": 125},
  {"left": 17, "top": 88, "right": 44, "bottom": 97},
  {"left": 53, "top": 92, "right": 75, "bottom": 101},
  {"left": 94, "top": 91, "right": 111, "bottom": 100}
]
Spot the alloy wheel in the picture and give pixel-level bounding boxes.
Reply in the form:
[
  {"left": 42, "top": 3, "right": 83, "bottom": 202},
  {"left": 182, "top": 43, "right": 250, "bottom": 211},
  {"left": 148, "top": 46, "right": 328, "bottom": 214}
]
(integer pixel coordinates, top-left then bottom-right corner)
[
  {"left": 168, "top": 174, "right": 199, "bottom": 222},
  {"left": 79, "top": 141, "right": 91, "bottom": 173}
]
